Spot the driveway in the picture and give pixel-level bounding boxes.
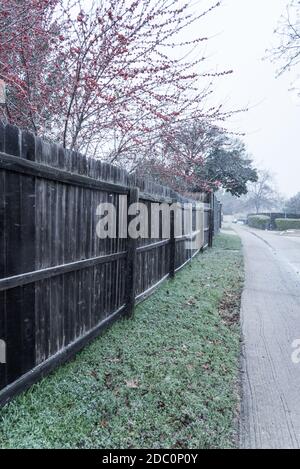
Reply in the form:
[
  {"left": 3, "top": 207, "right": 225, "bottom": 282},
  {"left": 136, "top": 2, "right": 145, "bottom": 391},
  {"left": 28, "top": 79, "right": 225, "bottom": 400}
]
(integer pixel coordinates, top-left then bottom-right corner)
[{"left": 236, "top": 226, "right": 300, "bottom": 449}]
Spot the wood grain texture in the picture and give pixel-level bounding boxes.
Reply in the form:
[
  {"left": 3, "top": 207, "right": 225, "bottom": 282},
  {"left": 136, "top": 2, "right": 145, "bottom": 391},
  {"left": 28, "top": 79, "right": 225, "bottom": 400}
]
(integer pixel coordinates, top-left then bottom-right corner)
[{"left": 0, "top": 124, "right": 219, "bottom": 404}]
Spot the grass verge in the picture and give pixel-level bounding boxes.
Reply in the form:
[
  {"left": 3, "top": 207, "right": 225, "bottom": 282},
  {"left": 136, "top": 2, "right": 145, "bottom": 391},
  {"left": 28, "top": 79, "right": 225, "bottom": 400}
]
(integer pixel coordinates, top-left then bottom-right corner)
[{"left": 0, "top": 234, "right": 243, "bottom": 449}]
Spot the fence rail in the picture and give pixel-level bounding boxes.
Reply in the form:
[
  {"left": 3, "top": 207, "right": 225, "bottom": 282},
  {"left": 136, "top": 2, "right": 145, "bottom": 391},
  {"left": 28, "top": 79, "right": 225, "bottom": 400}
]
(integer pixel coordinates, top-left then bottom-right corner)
[{"left": 0, "top": 123, "right": 221, "bottom": 406}]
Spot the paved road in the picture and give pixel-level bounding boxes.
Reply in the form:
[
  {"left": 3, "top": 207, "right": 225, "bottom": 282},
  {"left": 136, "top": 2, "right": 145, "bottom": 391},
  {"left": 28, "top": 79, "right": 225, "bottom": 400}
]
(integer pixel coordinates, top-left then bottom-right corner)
[{"left": 236, "top": 226, "right": 300, "bottom": 449}]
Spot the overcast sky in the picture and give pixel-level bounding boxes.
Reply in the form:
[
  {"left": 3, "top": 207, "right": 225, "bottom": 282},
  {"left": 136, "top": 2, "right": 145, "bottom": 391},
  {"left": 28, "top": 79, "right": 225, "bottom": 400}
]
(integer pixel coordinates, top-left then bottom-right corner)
[
  {"left": 199, "top": 0, "right": 300, "bottom": 197},
  {"left": 82, "top": 0, "right": 299, "bottom": 196}
]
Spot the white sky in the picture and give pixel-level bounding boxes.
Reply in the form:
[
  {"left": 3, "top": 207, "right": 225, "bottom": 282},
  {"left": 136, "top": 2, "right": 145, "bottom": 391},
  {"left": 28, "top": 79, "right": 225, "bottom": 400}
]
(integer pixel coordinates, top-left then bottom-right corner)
[{"left": 199, "top": 0, "right": 300, "bottom": 197}]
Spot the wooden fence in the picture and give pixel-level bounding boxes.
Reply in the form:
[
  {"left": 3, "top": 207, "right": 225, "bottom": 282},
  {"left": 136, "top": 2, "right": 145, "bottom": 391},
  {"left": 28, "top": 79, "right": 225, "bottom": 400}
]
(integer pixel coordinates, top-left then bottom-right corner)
[{"left": 0, "top": 123, "right": 221, "bottom": 406}]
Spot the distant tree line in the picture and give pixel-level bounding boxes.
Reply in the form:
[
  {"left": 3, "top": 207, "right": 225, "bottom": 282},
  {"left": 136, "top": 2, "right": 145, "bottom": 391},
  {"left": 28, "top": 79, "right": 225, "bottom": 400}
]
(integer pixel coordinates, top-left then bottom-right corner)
[
  {"left": 285, "top": 192, "right": 300, "bottom": 214},
  {"left": 219, "top": 169, "right": 300, "bottom": 217},
  {"left": 218, "top": 170, "right": 285, "bottom": 215}
]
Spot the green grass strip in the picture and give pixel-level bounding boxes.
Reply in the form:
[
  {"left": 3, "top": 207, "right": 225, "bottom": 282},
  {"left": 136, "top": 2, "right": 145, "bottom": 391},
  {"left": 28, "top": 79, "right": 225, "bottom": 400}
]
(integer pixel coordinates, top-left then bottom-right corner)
[{"left": 0, "top": 234, "right": 243, "bottom": 449}]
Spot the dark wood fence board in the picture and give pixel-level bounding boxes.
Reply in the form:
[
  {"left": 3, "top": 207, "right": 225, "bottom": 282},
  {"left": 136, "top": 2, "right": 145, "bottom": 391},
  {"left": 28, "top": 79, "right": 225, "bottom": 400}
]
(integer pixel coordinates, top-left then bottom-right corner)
[
  {"left": 0, "top": 123, "right": 221, "bottom": 405},
  {"left": 0, "top": 122, "right": 7, "bottom": 388}
]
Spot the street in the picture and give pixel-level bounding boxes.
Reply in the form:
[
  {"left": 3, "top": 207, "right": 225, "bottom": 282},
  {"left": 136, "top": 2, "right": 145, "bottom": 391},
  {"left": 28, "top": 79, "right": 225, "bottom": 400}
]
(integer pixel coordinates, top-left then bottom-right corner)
[{"left": 236, "top": 225, "right": 300, "bottom": 449}]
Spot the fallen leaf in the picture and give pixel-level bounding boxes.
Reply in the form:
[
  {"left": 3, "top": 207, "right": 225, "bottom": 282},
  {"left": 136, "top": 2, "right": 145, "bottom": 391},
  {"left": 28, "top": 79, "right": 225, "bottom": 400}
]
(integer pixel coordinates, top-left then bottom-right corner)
[
  {"left": 104, "top": 372, "right": 113, "bottom": 388},
  {"left": 186, "top": 298, "right": 196, "bottom": 306},
  {"left": 99, "top": 419, "right": 108, "bottom": 428},
  {"left": 126, "top": 379, "right": 139, "bottom": 389},
  {"left": 90, "top": 370, "right": 99, "bottom": 380}
]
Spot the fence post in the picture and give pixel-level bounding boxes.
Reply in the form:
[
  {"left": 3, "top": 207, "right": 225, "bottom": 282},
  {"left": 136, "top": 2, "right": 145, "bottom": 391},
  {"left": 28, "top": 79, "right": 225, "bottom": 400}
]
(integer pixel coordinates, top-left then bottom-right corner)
[
  {"left": 169, "top": 202, "right": 176, "bottom": 278},
  {"left": 208, "top": 192, "right": 214, "bottom": 248},
  {"left": 125, "top": 187, "right": 139, "bottom": 319}
]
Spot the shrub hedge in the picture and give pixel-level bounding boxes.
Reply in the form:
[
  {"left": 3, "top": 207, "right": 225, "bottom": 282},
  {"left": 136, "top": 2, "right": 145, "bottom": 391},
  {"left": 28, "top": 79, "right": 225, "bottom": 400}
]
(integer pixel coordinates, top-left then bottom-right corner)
[
  {"left": 248, "top": 215, "right": 271, "bottom": 230},
  {"left": 275, "top": 218, "right": 300, "bottom": 231}
]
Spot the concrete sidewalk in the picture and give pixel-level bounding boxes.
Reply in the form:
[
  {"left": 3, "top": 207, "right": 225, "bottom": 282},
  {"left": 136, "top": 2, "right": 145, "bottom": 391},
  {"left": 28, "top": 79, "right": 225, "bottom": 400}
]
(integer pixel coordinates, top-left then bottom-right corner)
[{"left": 237, "top": 226, "right": 300, "bottom": 449}]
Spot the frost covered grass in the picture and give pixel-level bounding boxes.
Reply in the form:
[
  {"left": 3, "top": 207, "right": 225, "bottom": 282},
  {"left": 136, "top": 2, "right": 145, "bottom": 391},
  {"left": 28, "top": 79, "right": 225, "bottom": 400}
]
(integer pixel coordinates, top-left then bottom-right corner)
[{"left": 0, "top": 234, "right": 243, "bottom": 449}]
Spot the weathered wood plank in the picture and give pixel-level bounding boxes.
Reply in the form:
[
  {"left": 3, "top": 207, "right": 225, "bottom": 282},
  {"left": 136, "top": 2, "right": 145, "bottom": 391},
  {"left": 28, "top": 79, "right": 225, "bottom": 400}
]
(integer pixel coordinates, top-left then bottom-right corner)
[
  {"left": 125, "top": 188, "right": 139, "bottom": 318},
  {"left": 0, "top": 151, "right": 128, "bottom": 194},
  {"left": 0, "top": 122, "right": 7, "bottom": 389}
]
